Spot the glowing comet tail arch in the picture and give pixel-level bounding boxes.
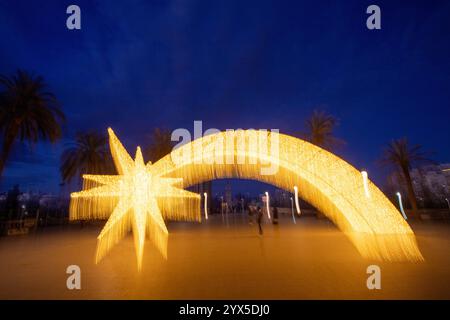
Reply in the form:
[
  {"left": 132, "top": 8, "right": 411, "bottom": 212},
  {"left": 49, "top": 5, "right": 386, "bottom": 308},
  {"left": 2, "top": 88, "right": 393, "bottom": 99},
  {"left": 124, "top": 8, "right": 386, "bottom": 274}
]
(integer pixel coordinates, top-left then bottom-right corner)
[{"left": 70, "top": 128, "right": 423, "bottom": 269}]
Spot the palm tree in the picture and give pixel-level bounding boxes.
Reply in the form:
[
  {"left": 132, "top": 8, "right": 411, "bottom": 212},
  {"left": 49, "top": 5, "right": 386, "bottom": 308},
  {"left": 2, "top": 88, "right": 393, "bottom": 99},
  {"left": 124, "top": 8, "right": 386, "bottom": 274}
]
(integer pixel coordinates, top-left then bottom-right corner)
[
  {"left": 303, "top": 110, "right": 344, "bottom": 150},
  {"left": 143, "top": 127, "right": 174, "bottom": 163},
  {"left": 60, "top": 131, "right": 114, "bottom": 184},
  {"left": 380, "top": 138, "right": 430, "bottom": 217},
  {"left": 0, "top": 70, "right": 65, "bottom": 175}
]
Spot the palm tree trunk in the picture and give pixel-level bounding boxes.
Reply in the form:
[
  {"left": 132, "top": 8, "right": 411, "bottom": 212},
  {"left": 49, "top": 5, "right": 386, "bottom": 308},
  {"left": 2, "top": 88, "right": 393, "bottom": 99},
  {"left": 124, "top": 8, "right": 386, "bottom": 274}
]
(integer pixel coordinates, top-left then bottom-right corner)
[
  {"left": 401, "top": 166, "right": 419, "bottom": 218},
  {"left": 0, "top": 134, "right": 17, "bottom": 177}
]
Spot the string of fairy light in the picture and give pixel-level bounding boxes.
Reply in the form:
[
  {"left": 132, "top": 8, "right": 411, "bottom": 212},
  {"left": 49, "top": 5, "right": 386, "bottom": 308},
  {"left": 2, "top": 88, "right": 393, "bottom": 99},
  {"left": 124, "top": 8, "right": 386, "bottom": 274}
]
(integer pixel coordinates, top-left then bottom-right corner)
[
  {"left": 70, "top": 128, "right": 423, "bottom": 270},
  {"left": 70, "top": 128, "right": 200, "bottom": 270}
]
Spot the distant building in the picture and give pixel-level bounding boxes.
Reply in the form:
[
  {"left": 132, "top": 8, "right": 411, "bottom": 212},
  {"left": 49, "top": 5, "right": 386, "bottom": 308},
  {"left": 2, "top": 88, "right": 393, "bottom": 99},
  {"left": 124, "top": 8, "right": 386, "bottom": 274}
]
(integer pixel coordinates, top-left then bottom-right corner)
[
  {"left": 39, "top": 194, "right": 61, "bottom": 208},
  {"left": 411, "top": 163, "right": 450, "bottom": 207},
  {"left": 390, "top": 163, "right": 450, "bottom": 208}
]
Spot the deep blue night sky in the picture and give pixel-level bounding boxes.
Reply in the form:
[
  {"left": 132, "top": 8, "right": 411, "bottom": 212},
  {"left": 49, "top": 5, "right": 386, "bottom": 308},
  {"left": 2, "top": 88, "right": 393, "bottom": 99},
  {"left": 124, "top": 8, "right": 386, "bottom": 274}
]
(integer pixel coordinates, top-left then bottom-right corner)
[{"left": 0, "top": 0, "right": 449, "bottom": 195}]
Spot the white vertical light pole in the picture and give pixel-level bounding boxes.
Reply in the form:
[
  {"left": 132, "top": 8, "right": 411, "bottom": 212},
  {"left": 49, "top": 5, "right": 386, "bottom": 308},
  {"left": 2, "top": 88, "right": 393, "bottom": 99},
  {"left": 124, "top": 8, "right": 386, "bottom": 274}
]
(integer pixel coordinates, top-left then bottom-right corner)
[
  {"left": 396, "top": 192, "right": 408, "bottom": 220},
  {"left": 290, "top": 197, "right": 296, "bottom": 224},
  {"left": 361, "top": 171, "right": 370, "bottom": 198},
  {"left": 203, "top": 192, "right": 208, "bottom": 220},
  {"left": 446, "top": 198, "right": 450, "bottom": 213},
  {"left": 265, "top": 191, "right": 271, "bottom": 219},
  {"left": 293, "top": 186, "right": 301, "bottom": 215}
]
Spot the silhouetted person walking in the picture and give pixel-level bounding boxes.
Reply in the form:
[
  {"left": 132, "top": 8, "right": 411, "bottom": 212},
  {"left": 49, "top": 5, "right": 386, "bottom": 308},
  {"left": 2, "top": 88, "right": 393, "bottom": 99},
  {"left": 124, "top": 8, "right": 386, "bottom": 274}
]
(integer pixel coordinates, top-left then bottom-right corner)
[{"left": 257, "top": 206, "right": 263, "bottom": 235}]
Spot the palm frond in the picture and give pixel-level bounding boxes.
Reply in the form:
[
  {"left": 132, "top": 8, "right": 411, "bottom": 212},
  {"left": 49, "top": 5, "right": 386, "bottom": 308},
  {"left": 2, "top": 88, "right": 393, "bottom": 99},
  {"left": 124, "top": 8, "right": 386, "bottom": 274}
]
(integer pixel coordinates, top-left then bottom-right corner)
[
  {"left": 60, "top": 131, "right": 114, "bottom": 183},
  {"left": 301, "top": 109, "right": 345, "bottom": 150}
]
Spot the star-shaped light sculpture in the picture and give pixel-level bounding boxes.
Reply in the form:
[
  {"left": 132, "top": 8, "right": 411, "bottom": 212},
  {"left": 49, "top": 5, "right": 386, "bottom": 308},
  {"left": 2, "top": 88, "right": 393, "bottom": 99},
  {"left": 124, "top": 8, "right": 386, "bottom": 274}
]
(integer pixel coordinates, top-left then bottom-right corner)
[{"left": 70, "top": 128, "right": 200, "bottom": 270}]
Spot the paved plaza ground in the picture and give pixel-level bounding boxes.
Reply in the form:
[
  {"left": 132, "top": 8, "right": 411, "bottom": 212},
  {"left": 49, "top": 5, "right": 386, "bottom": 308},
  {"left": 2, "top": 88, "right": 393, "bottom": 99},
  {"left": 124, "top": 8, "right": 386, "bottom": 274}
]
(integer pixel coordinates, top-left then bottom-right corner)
[{"left": 1, "top": 214, "right": 450, "bottom": 299}]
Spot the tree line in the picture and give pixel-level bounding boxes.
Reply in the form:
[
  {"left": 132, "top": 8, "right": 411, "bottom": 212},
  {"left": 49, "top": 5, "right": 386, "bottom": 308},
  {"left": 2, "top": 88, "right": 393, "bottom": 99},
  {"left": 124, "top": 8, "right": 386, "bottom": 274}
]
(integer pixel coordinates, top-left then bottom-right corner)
[{"left": 0, "top": 70, "right": 433, "bottom": 216}]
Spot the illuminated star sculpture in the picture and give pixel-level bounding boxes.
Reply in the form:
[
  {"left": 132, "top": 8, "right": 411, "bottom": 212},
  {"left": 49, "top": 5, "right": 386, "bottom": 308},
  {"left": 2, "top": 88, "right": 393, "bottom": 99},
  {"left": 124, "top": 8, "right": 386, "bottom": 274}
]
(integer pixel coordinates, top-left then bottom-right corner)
[{"left": 70, "top": 128, "right": 200, "bottom": 270}]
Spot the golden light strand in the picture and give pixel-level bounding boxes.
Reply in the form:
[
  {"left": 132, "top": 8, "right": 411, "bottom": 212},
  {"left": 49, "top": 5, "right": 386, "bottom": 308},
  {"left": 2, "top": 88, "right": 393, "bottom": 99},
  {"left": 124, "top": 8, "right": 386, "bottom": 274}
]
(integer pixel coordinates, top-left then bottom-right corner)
[{"left": 70, "top": 128, "right": 423, "bottom": 268}]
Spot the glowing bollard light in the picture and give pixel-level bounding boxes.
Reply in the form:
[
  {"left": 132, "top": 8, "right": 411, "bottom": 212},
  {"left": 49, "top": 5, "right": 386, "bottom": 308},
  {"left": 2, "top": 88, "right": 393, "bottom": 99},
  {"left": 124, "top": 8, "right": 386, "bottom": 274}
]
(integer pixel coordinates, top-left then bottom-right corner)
[
  {"left": 396, "top": 192, "right": 408, "bottom": 220},
  {"left": 293, "top": 186, "right": 301, "bottom": 215},
  {"left": 290, "top": 197, "right": 296, "bottom": 224},
  {"left": 265, "top": 191, "right": 271, "bottom": 219},
  {"left": 361, "top": 171, "right": 370, "bottom": 198},
  {"left": 203, "top": 192, "right": 208, "bottom": 220}
]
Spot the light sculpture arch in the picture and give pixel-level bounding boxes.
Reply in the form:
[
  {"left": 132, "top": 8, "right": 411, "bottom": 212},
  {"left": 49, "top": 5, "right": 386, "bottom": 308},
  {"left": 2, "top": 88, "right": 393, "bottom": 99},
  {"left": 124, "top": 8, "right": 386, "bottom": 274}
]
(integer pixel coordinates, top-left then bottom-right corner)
[{"left": 70, "top": 128, "right": 423, "bottom": 270}]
